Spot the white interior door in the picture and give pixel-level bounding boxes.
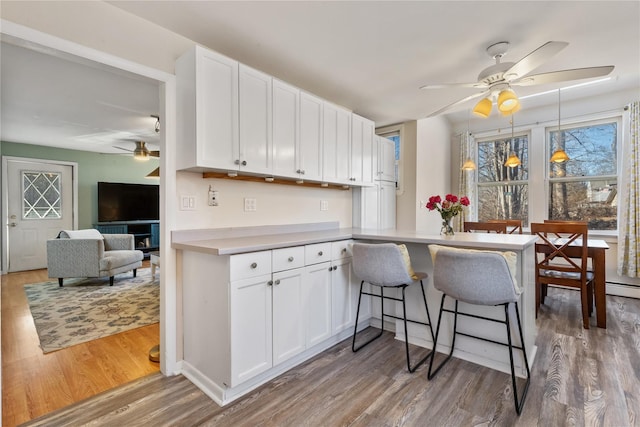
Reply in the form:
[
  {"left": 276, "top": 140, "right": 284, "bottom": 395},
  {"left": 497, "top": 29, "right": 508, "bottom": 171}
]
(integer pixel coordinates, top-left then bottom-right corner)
[{"left": 6, "top": 158, "right": 75, "bottom": 272}]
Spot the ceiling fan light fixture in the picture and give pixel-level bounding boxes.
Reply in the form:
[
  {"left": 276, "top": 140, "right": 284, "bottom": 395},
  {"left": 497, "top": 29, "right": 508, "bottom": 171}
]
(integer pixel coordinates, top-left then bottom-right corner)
[
  {"left": 497, "top": 88, "right": 519, "bottom": 113},
  {"left": 473, "top": 97, "right": 492, "bottom": 117},
  {"left": 133, "top": 140, "right": 150, "bottom": 161}
]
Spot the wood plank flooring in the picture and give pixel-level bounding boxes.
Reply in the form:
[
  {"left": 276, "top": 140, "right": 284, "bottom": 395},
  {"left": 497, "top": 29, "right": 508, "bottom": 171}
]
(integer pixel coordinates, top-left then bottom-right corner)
[
  {"left": 1, "top": 266, "right": 160, "bottom": 427},
  {"left": 18, "top": 286, "right": 640, "bottom": 427}
]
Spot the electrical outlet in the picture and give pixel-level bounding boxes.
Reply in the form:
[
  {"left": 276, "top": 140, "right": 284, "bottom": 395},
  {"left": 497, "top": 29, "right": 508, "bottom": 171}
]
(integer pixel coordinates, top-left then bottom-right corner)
[
  {"left": 208, "top": 186, "right": 219, "bottom": 206},
  {"left": 244, "top": 198, "right": 257, "bottom": 212},
  {"left": 320, "top": 200, "right": 328, "bottom": 211}
]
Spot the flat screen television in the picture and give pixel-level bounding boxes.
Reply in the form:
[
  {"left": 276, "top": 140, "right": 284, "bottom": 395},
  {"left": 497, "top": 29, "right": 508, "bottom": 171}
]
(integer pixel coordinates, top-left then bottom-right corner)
[{"left": 98, "top": 181, "right": 159, "bottom": 222}]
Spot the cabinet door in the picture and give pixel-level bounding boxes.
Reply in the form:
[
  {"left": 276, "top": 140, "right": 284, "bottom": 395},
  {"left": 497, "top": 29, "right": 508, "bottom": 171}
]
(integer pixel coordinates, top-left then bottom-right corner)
[
  {"left": 303, "top": 262, "right": 332, "bottom": 347},
  {"left": 361, "top": 117, "right": 375, "bottom": 185},
  {"left": 350, "top": 114, "right": 364, "bottom": 184},
  {"left": 360, "top": 184, "right": 380, "bottom": 229},
  {"left": 150, "top": 223, "right": 160, "bottom": 248},
  {"left": 379, "top": 136, "right": 396, "bottom": 182},
  {"left": 272, "top": 79, "right": 299, "bottom": 178},
  {"left": 272, "top": 268, "right": 305, "bottom": 365},
  {"left": 298, "top": 92, "right": 323, "bottom": 181},
  {"left": 95, "top": 224, "right": 127, "bottom": 234},
  {"left": 323, "top": 102, "right": 351, "bottom": 184},
  {"left": 230, "top": 274, "right": 273, "bottom": 386},
  {"left": 239, "top": 64, "right": 272, "bottom": 174},
  {"left": 196, "top": 47, "right": 239, "bottom": 170},
  {"left": 331, "top": 257, "right": 356, "bottom": 334}
]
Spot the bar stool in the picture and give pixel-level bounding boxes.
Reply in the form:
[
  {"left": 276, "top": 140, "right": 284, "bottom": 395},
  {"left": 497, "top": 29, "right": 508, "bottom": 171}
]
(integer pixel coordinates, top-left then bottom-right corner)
[
  {"left": 427, "top": 244, "right": 530, "bottom": 415},
  {"left": 351, "top": 242, "right": 434, "bottom": 373}
]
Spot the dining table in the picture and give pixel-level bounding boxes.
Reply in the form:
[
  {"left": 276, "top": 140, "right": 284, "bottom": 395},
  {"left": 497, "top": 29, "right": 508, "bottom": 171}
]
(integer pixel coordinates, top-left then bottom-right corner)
[{"left": 535, "top": 238, "right": 610, "bottom": 328}]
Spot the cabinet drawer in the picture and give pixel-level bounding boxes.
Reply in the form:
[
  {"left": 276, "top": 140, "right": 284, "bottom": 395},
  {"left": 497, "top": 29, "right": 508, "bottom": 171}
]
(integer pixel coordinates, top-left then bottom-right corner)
[
  {"left": 272, "top": 246, "right": 305, "bottom": 272},
  {"left": 331, "top": 239, "right": 353, "bottom": 260},
  {"left": 230, "top": 251, "right": 272, "bottom": 281},
  {"left": 305, "top": 243, "right": 332, "bottom": 265}
]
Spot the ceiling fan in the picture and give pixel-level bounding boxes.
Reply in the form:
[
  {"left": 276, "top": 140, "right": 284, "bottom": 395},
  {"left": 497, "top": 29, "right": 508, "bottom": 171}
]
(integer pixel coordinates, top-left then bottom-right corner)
[
  {"left": 421, "top": 41, "right": 614, "bottom": 117},
  {"left": 113, "top": 140, "right": 159, "bottom": 161}
]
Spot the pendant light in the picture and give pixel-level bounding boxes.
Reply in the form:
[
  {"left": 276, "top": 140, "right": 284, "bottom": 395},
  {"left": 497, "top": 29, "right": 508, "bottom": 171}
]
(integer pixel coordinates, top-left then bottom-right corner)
[
  {"left": 550, "top": 88, "right": 570, "bottom": 163},
  {"left": 461, "top": 110, "right": 476, "bottom": 170},
  {"left": 504, "top": 115, "right": 521, "bottom": 168},
  {"left": 497, "top": 88, "right": 520, "bottom": 114}
]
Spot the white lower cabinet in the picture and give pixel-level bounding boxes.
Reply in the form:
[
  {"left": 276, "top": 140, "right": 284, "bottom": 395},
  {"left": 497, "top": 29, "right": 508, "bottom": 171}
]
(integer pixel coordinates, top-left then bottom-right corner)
[
  {"left": 181, "top": 239, "right": 368, "bottom": 406},
  {"left": 230, "top": 274, "right": 273, "bottom": 385},
  {"left": 303, "top": 262, "right": 332, "bottom": 347},
  {"left": 272, "top": 267, "right": 305, "bottom": 364}
]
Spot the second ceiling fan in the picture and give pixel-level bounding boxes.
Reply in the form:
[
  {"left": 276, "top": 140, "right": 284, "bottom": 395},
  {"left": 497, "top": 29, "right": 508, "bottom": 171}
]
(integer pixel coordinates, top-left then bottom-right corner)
[
  {"left": 421, "top": 41, "right": 614, "bottom": 117},
  {"left": 113, "top": 140, "right": 159, "bottom": 161}
]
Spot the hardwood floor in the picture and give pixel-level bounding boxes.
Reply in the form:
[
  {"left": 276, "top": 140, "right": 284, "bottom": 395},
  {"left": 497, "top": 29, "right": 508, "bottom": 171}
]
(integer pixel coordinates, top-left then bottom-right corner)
[
  {"left": 18, "top": 287, "right": 640, "bottom": 427},
  {"left": 1, "top": 265, "right": 160, "bottom": 427}
]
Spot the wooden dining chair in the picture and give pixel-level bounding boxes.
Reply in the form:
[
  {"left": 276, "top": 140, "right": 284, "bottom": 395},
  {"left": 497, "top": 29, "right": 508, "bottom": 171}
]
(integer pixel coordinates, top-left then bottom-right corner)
[
  {"left": 531, "top": 222, "right": 594, "bottom": 329},
  {"left": 489, "top": 219, "right": 523, "bottom": 234},
  {"left": 463, "top": 221, "right": 507, "bottom": 234}
]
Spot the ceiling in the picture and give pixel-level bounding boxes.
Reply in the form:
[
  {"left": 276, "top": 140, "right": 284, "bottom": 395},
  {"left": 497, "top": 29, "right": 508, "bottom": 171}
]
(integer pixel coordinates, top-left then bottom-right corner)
[{"left": 2, "top": 1, "right": 639, "bottom": 153}]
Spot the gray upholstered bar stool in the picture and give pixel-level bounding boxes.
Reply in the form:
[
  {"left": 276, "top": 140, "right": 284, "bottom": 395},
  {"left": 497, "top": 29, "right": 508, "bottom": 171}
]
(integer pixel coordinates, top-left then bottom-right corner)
[
  {"left": 351, "top": 242, "right": 434, "bottom": 373},
  {"left": 427, "top": 244, "right": 530, "bottom": 415}
]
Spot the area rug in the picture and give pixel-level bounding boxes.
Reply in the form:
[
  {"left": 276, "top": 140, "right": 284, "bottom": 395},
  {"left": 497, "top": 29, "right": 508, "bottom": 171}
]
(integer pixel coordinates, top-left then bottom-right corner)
[{"left": 24, "top": 268, "right": 159, "bottom": 353}]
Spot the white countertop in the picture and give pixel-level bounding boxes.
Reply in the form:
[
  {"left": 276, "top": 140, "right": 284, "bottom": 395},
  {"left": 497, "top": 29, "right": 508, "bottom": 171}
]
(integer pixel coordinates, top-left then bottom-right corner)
[{"left": 172, "top": 225, "right": 538, "bottom": 255}]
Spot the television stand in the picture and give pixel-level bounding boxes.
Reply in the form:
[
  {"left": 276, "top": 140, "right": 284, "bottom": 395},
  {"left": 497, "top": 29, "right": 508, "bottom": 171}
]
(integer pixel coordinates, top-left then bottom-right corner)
[{"left": 94, "top": 220, "right": 159, "bottom": 255}]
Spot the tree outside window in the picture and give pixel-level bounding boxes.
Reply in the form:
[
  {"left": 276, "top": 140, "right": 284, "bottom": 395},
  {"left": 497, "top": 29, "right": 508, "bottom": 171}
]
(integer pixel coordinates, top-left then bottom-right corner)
[
  {"left": 547, "top": 120, "right": 618, "bottom": 230},
  {"left": 477, "top": 133, "right": 529, "bottom": 225}
]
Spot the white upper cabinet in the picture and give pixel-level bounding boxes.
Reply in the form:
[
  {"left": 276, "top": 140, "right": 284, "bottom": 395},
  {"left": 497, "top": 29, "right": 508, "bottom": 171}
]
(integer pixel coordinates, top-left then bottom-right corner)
[
  {"left": 378, "top": 136, "right": 396, "bottom": 182},
  {"left": 351, "top": 114, "right": 375, "bottom": 185},
  {"left": 272, "top": 79, "right": 299, "bottom": 179},
  {"left": 239, "top": 64, "right": 272, "bottom": 174},
  {"left": 176, "top": 46, "right": 239, "bottom": 171},
  {"left": 322, "top": 102, "right": 351, "bottom": 184},
  {"left": 298, "top": 92, "right": 323, "bottom": 182}
]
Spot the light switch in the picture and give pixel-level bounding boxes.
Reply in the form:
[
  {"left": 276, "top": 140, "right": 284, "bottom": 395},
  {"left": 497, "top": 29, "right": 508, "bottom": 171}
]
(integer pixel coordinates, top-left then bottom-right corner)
[
  {"left": 244, "top": 198, "right": 257, "bottom": 212},
  {"left": 320, "top": 200, "right": 328, "bottom": 211},
  {"left": 180, "top": 195, "right": 196, "bottom": 211}
]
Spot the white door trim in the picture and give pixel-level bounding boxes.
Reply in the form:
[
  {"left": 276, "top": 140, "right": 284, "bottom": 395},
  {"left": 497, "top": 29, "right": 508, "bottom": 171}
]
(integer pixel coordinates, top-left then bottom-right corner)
[
  {"left": 1, "top": 20, "right": 180, "bottom": 381},
  {"left": 1, "top": 156, "right": 79, "bottom": 273}
]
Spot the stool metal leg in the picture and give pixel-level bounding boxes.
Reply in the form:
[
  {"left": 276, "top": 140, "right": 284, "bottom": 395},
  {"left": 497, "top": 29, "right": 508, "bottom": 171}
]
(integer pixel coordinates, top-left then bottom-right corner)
[
  {"left": 352, "top": 280, "right": 383, "bottom": 352},
  {"left": 427, "top": 294, "right": 458, "bottom": 380},
  {"left": 402, "top": 283, "right": 434, "bottom": 373},
  {"left": 506, "top": 302, "right": 531, "bottom": 415}
]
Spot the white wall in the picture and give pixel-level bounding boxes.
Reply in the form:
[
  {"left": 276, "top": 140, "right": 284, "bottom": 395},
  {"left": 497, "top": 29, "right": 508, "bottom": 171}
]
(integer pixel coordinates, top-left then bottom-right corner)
[
  {"left": 415, "top": 116, "right": 452, "bottom": 233},
  {"left": 174, "top": 172, "right": 352, "bottom": 229}
]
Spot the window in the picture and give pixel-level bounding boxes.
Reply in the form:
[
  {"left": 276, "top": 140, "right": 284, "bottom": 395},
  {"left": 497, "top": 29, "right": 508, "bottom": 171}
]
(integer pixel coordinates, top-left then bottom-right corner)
[
  {"left": 547, "top": 119, "right": 618, "bottom": 230},
  {"left": 23, "top": 171, "right": 62, "bottom": 219},
  {"left": 378, "top": 125, "right": 403, "bottom": 193},
  {"left": 476, "top": 132, "right": 529, "bottom": 225}
]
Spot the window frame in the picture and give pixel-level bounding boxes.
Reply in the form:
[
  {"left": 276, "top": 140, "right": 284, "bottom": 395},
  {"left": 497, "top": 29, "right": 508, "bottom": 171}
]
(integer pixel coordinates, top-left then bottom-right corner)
[
  {"left": 474, "top": 130, "right": 530, "bottom": 225},
  {"left": 377, "top": 124, "right": 404, "bottom": 196},
  {"left": 544, "top": 115, "right": 621, "bottom": 232}
]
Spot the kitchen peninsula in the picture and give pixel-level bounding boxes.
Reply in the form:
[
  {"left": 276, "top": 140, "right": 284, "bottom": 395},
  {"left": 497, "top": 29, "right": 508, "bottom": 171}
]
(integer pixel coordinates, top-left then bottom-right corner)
[{"left": 172, "top": 222, "right": 538, "bottom": 406}]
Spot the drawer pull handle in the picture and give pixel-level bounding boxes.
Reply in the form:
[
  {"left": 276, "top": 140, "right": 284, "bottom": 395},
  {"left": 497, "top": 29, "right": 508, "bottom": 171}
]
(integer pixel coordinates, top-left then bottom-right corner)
[
  {"left": 268, "top": 280, "right": 273, "bottom": 286},
  {"left": 288, "top": 256, "right": 294, "bottom": 262},
  {"left": 333, "top": 266, "right": 338, "bottom": 271},
  {"left": 318, "top": 251, "right": 323, "bottom": 256},
  {"left": 328, "top": 266, "right": 333, "bottom": 271},
  {"left": 275, "top": 279, "right": 281, "bottom": 285},
  {"left": 250, "top": 262, "right": 258, "bottom": 269}
]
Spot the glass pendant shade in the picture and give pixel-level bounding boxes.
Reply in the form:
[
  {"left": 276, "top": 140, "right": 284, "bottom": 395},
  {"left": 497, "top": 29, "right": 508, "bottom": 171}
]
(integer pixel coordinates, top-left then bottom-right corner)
[
  {"left": 504, "top": 152, "right": 521, "bottom": 168},
  {"left": 550, "top": 149, "right": 570, "bottom": 163},
  {"left": 473, "top": 97, "right": 492, "bottom": 117},
  {"left": 500, "top": 100, "right": 521, "bottom": 116},
  {"left": 461, "top": 158, "right": 476, "bottom": 170},
  {"left": 498, "top": 89, "right": 519, "bottom": 113}
]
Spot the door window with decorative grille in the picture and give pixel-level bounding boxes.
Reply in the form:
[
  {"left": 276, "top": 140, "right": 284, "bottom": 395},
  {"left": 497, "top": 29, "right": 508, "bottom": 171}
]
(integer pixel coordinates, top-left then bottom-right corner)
[{"left": 22, "top": 171, "right": 62, "bottom": 219}]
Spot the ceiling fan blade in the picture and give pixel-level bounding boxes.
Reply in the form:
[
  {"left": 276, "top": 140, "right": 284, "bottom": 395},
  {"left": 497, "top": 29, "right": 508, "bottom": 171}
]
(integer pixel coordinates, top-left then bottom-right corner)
[
  {"left": 150, "top": 150, "right": 160, "bottom": 158},
  {"left": 426, "top": 90, "right": 489, "bottom": 117},
  {"left": 113, "top": 146, "right": 134, "bottom": 153},
  {"left": 504, "top": 41, "right": 569, "bottom": 81},
  {"left": 514, "top": 66, "right": 615, "bottom": 86},
  {"left": 420, "top": 82, "right": 486, "bottom": 90}
]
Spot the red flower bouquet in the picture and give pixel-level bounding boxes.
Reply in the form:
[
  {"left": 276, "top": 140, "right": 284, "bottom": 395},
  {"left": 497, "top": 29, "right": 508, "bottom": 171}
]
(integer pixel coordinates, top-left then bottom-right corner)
[{"left": 426, "top": 194, "right": 470, "bottom": 235}]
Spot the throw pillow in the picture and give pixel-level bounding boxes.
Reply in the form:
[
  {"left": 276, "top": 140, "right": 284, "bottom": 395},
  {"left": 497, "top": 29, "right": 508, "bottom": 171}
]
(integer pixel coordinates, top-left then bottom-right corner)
[{"left": 397, "top": 244, "right": 419, "bottom": 280}]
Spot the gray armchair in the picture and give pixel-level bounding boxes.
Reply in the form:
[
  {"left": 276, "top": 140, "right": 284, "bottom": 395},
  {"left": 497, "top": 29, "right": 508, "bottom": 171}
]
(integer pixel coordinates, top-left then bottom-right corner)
[{"left": 46, "top": 229, "right": 144, "bottom": 286}]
